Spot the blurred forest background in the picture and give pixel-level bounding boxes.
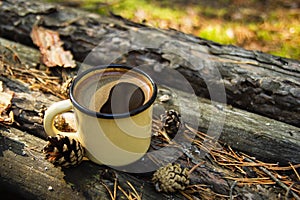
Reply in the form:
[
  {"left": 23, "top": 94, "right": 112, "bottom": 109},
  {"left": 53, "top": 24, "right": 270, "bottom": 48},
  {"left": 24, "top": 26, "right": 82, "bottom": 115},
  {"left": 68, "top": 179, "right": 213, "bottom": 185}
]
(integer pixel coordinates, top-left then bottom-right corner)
[{"left": 47, "top": 0, "right": 300, "bottom": 60}]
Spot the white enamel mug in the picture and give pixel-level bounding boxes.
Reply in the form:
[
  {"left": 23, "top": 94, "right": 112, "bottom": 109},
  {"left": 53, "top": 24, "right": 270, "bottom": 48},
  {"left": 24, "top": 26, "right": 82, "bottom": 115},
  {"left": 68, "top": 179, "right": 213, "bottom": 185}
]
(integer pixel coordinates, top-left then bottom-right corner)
[{"left": 43, "top": 65, "right": 157, "bottom": 167}]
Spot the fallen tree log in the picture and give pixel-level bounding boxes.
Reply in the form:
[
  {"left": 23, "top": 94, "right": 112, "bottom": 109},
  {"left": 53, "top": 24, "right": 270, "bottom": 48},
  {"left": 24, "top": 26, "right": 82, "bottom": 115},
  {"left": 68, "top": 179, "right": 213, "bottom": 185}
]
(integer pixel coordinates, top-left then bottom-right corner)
[
  {"left": 1, "top": 37, "right": 300, "bottom": 165},
  {"left": 0, "top": 46, "right": 296, "bottom": 200},
  {"left": 0, "top": 0, "right": 300, "bottom": 127},
  {"left": 1, "top": 125, "right": 285, "bottom": 200},
  {"left": 0, "top": 41, "right": 261, "bottom": 199},
  {"left": 1, "top": 1, "right": 300, "bottom": 198},
  {"left": 1, "top": 37, "right": 300, "bottom": 199},
  {"left": 0, "top": 126, "right": 167, "bottom": 200}
]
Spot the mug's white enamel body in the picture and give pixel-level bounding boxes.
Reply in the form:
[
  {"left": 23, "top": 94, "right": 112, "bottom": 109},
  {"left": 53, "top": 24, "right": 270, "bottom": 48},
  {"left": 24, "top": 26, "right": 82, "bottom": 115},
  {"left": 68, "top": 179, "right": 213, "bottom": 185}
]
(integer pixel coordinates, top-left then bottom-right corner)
[{"left": 43, "top": 65, "right": 157, "bottom": 166}]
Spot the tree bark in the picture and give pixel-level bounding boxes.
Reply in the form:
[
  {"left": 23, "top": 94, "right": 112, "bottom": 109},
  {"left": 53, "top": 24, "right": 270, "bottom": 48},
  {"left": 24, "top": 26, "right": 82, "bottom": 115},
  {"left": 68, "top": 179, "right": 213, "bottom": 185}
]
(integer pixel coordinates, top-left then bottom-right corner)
[
  {"left": 0, "top": 0, "right": 299, "bottom": 127},
  {"left": 1, "top": 37, "right": 300, "bottom": 165},
  {"left": 1, "top": 125, "right": 279, "bottom": 200},
  {"left": 0, "top": 1, "right": 300, "bottom": 199},
  {"left": 0, "top": 36, "right": 298, "bottom": 199}
]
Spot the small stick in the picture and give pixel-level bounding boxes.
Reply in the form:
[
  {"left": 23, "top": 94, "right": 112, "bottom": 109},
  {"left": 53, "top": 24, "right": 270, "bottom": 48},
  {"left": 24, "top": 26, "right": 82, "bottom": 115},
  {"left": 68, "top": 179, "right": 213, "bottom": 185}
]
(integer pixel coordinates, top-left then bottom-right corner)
[
  {"left": 244, "top": 157, "right": 300, "bottom": 200},
  {"left": 188, "top": 184, "right": 238, "bottom": 198}
]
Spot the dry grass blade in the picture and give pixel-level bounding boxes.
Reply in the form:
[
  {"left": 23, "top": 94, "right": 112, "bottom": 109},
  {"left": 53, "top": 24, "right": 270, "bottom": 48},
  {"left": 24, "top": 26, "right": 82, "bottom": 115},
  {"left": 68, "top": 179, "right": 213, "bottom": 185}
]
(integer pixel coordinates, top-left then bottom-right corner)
[
  {"left": 117, "top": 185, "right": 130, "bottom": 199},
  {"left": 268, "top": 164, "right": 300, "bottom": 171},
  {"left": 113, "top": 178, "right": 117, "bottom": 200},
  {"left": 185, "top": 124, "right": 215, "bottom": 141},
  {"left": 224, "top": 177, "right": 275, "bottom": 185},
  {"left": 289, "top": 162, "right": 300, "bottom": 181},
  {"left": 188, "top": 161, "right": 205, "bottom": 175}
]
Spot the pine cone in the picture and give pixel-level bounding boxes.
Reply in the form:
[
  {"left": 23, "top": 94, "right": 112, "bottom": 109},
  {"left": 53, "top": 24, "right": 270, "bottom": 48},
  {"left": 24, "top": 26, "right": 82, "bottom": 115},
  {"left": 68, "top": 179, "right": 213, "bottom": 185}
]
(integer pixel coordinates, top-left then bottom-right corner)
[
  {"left": 160, "top": 110, "right": 181, "bottom": 137},
  {"left": 152, "top": 163, "right": 190, "bottom": 193},
  {"left": 43, "top": 134, "right": 84, "bottom": 168}
]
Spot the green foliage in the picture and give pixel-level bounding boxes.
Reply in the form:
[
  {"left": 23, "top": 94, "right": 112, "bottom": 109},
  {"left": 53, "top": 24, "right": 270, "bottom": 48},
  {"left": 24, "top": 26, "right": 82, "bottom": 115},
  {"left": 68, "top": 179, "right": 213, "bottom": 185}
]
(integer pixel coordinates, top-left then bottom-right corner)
[
  {"left": 47, "top": 0, "right": 300, "bottom": 60},
  {"left": 199, "top": 25, "right": 237, "bottom": 45}
]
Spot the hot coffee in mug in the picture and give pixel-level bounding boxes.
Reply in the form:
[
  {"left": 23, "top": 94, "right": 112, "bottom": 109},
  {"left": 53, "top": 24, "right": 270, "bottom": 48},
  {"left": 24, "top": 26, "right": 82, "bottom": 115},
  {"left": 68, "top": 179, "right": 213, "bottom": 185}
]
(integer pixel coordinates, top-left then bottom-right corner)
[{"left": 44, "top": 65, "right": 157, "bottom": 166}]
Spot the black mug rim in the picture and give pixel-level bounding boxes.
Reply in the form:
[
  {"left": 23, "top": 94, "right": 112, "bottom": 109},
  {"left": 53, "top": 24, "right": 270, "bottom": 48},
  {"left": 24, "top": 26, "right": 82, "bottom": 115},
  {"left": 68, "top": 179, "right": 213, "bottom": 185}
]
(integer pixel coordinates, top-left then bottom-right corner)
[{"left": 70, "top": 64, "right": 157, "bottom": 119}]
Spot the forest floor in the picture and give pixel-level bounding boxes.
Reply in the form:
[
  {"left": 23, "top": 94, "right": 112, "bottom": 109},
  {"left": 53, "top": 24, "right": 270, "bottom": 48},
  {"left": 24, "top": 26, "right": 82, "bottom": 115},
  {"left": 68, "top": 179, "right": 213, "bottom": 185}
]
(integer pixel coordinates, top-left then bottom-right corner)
[{"left": 48, "top": 0, "right": 300, "bottom": 60}]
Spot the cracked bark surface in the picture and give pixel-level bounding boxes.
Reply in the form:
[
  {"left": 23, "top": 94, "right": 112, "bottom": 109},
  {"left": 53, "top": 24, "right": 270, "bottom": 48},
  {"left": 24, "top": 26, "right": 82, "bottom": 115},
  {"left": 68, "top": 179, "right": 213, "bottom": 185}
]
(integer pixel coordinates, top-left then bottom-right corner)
[{"left": 0, "top": 0, "right": 299, "bottom": 127}]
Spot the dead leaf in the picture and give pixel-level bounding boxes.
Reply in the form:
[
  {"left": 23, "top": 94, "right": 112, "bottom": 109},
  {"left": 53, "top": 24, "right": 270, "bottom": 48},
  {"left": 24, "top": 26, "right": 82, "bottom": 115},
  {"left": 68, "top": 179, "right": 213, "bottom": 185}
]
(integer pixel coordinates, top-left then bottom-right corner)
[
  {"left": 30, "top": 25, "right": 76, "bottom": 68},
  {"left": 0, "top": 81, "right": 14, "bottom": 125}
]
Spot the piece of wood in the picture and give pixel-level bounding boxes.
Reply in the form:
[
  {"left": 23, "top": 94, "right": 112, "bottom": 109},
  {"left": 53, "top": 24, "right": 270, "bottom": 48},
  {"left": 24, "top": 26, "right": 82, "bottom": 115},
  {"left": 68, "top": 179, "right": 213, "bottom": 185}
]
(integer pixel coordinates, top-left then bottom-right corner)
[{"left": 0, "top": 0, "right": 300, "bottom": 127}]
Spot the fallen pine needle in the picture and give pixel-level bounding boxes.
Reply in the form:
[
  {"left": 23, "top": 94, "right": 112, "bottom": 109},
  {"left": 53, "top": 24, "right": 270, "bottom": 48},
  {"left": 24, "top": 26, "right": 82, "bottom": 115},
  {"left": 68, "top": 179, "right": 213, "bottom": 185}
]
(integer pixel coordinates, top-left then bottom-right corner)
[
  {"left": 179, "top": 191, "right": 194, "bottom": 200},
  {"left": 289, "top": 162, "right": 300, "bottom": 181},
  {"left": 244, "top": 157, "right": 300, "bottom": 200},
  {"left": 126, "top": 181, "right": 141, "bottom": 200},
  {"left": 268, "top": 163, "right": 300, "bottom": 171},
  {"left": 101, "top": 181, "right": 115, "bottom": 200}
]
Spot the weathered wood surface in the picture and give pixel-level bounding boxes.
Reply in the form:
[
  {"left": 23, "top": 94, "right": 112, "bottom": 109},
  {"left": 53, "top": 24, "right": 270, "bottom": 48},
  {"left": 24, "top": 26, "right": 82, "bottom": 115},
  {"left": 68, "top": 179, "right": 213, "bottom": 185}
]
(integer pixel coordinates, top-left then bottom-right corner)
[
  {"left": 0, "top": 0, "right": 300, "bottom": 127},
  {"left": 0, "top": 37, "right": 299, "bottom": 199},
  {"left": 0, "top": 125, "right": 281, "bottom": 200}
]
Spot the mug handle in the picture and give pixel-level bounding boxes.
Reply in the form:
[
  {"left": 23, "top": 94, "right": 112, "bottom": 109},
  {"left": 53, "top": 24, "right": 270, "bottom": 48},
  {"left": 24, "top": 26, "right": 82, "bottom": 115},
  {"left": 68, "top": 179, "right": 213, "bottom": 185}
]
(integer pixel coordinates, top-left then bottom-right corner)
[
  {"left": 43, "top": 99, "right": 104, "bottom": 165},
  {"left": 43, "top": 99, "right": 77, "bottom": 139}
]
